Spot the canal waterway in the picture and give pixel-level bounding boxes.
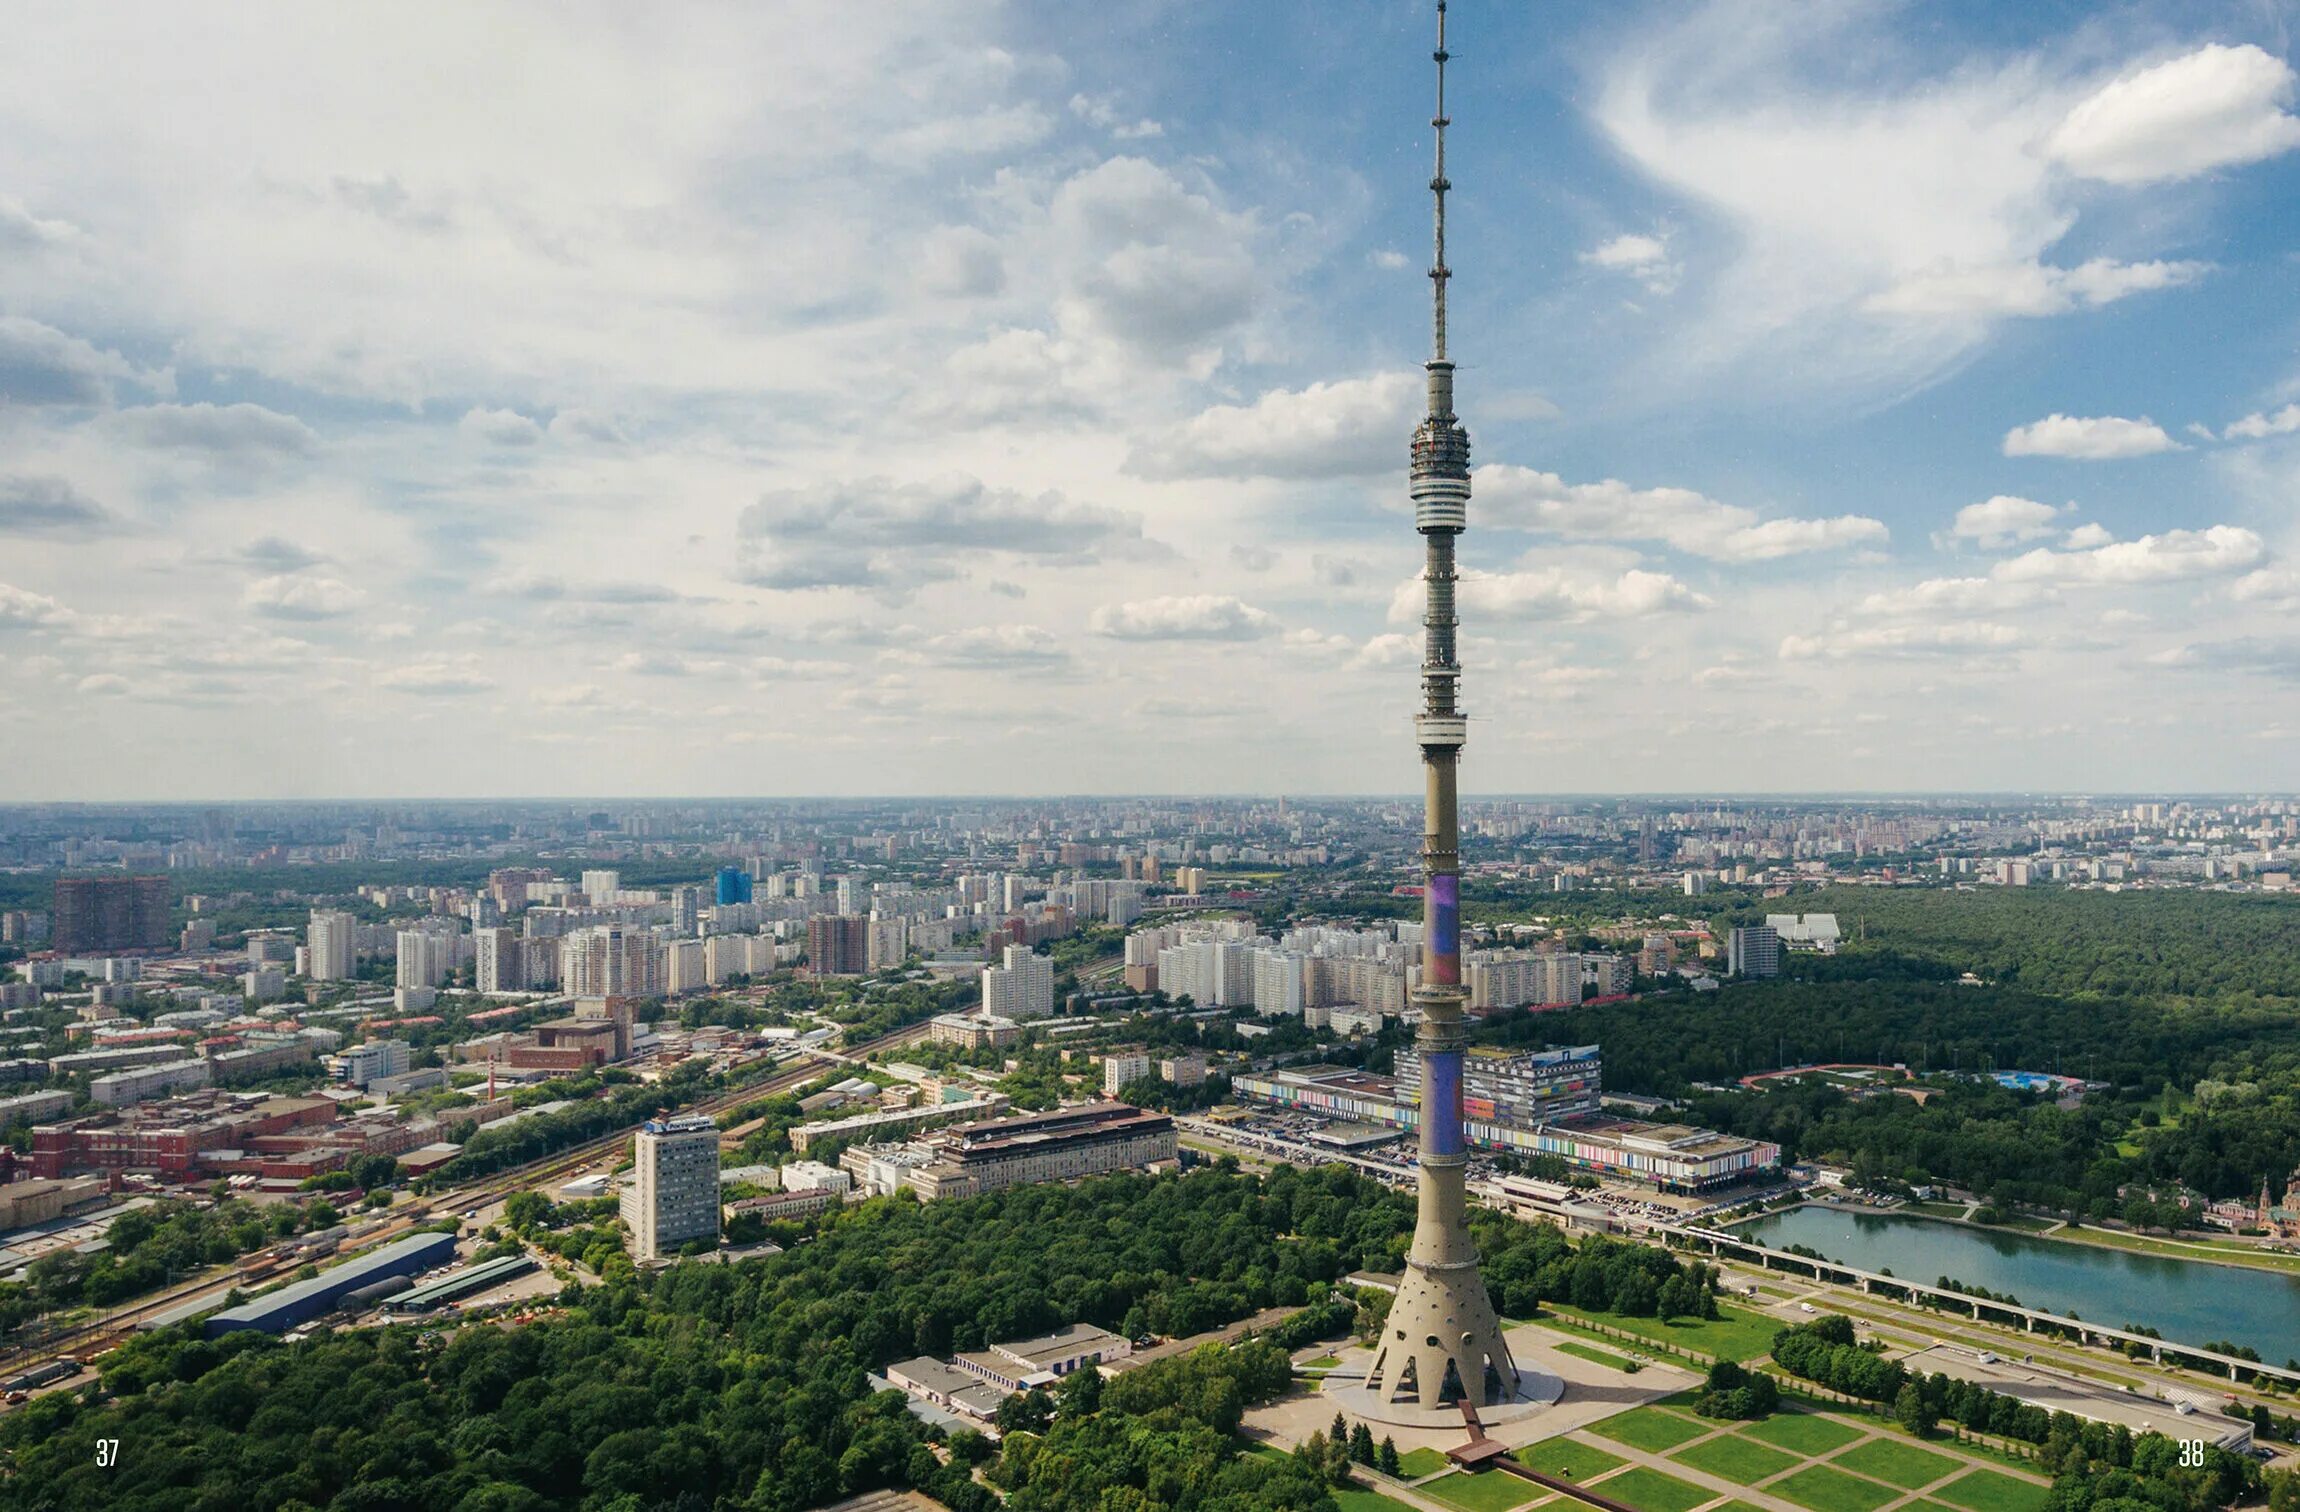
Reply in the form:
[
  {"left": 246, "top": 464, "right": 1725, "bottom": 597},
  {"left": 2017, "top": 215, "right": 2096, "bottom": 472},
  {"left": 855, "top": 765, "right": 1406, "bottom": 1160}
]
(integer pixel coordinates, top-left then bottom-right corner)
[{"left": 1733, "top": 1205, "right": 2300, "bottom": 1363}]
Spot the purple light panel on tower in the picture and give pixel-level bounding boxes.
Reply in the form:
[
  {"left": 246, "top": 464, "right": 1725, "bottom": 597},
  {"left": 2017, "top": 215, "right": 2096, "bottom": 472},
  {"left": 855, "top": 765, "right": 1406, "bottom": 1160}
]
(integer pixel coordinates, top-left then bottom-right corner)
[
  {"left": 1426, "top": 1049, "right": 1465, "bottom": 1155},
  {"left": 1428, "top": 873, "right": 1460, "bottom": 984}
]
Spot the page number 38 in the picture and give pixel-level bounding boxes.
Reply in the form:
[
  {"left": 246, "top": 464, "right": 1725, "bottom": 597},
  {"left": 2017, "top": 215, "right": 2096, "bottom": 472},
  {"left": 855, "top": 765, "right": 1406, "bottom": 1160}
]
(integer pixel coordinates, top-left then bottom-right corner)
[{"left": 95, "top": 1439, "right": 120, "bottom": 1468}]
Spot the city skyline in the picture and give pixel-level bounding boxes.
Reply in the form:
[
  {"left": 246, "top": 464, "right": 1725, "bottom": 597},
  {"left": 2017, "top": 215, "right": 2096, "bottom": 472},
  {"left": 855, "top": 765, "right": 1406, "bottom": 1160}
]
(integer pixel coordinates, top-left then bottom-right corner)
[{"left": 5, "top": 1, "right": 2300, "bottom": 800}]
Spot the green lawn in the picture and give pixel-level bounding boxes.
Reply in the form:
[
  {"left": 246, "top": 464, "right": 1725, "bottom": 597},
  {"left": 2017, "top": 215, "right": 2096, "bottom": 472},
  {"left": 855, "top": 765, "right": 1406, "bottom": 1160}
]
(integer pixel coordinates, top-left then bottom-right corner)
[
  {"left": 1336, "top": 1487, "right": 1421, "bottom": 1512},
  {"left": 1740, "top": 1413, "right": 1866, "bottom": 1456},
  {"left": 1420, "top": 1471, "right": 1547, "bottom": 1512},
  {"left": 1770, "top": 1465, "right": 1901, "bottom": 1512},
  {"left": 1833, "top": 1437, "right": 1966, "bottom": 1489},
  {"left": 1931, "top": 1470, "right": 2052, "bottom": 1512},
  {"left": 1302, "top": 1354, "right": 1342, "bottom": 1369},
  {"left": 1555, "top": 1339, "right": 1641, "bottom": 1372},
  {"left": 1592, "top": 1466, "right": 1718, "bottom": 1512},
  {"left": 1545, "top": 1303, "right": 1783, "bottom": 1363},
  {"left": 1588, "top": 1407, "right": 1714, "bottom": 1453},
  {"left": 1513, "top": 1436, "right": 1627, "bottom": 1482},
  {"left": 1396, "top": 1446, "right": 1453, "bottom": 1479},
  {"left": 1669, "top": 1434, "right": 1803, "bottom": 1486}
]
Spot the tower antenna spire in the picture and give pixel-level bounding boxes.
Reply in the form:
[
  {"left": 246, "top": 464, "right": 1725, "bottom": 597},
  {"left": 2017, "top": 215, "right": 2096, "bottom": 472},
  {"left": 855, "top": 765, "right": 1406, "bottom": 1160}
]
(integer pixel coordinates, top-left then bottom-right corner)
[{"left": 1431, "top": 0, "right": 1451, "bottom": 366}]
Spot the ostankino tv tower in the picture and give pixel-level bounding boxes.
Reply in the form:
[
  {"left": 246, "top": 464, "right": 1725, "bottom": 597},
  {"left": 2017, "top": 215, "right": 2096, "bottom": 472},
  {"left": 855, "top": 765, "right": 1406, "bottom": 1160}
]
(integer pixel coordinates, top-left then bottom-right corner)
[{"left": 1358, "top": 0, "right": 1520, "bottom": 1412}]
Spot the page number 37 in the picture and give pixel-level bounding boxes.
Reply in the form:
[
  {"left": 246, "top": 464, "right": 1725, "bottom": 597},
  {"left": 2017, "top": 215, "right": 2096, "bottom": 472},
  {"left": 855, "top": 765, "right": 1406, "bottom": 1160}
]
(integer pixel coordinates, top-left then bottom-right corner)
[{"left": 95, "top": 1439, "right": 120, "bottom": 1468}]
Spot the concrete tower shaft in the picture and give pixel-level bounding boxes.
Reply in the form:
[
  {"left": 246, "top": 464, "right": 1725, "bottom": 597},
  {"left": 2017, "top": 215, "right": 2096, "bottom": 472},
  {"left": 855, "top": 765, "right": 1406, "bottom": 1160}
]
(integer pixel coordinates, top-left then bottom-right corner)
[{"left": 1362, "top": 0, "right": 1519, "bottom": 1414}]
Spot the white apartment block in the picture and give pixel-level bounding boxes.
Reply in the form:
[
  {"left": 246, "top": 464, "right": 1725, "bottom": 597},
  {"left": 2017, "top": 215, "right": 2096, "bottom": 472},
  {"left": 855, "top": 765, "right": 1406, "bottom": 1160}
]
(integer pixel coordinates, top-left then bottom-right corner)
[
  {"left": 340, "top": 1038, "right": 413, "bottom": 1089},
  {"left": 563, "top": 923, "right": 662, "bottom": 999},
  {"left": 1103, "top": 1049, "right": 1153, "bottom": 1095},
  {"left": 981, "top": 944, "right": 1053, "bottom": 1021},
  {"left": 664, "top": 938, "right": 709, "bottom": 995},
  {"left": 395, "top": 928, "right": 457, "bottom": 990},
  {"left": 1251, "top": 949, "right": 1305, "bottom": 1019},
  {"left": 866, "top": 917, "right": 909, "bottom": 972},
  {"left": 623, "top": 1114, "right": 721, "bottom": 1261},
  {"left": 307, "top": 910, "right": 358, "bottom": 981},
  {"left": 90, "top": 1057, "right": 212, "bottom": 1106}
]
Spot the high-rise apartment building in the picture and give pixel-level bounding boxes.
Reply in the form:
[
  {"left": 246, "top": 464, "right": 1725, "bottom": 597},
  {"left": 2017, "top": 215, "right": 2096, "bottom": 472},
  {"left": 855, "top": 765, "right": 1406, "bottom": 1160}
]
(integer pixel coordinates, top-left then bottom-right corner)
[
  {"left": 981, "top": 943, "right": 1053, "bottom": 1021},
  {"left": 563, "top": 923, "right": 660, "bottom": 998},
  {"left": 714, "top": 867, "right": 753, "bottom": 906},
  {"left": 52, "top": 876, "right": 170, "bottom": 954},
  {"left": 307, "top": 909, "right": 358, "bottom": 981},
  {"left": 624, "top": 1114, "right": 721, "bottom": 1261},
  {"left": 474, "top": 927, "right": 521, "bottom": 993},
  {"left": 866, "top": 917, "right": 908, "bottom": 972},
  {"left": 1728, "top": 925, "right": 1781, "bottom": 979},
  {"left": 395, "top": 928, "right": 457, "bottom": 990},
  {"left": 807, "top": 915, "right": 869, "bottom": 976},
  {"left": 579, "top": 870, "right": 621, "bottom": 904}
]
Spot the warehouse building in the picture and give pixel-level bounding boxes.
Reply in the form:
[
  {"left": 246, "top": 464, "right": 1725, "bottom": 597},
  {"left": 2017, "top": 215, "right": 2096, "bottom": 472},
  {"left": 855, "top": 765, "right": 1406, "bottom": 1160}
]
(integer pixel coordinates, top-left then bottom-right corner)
[{"left": 201, "top": 1230, "right": 457, "bottom": 1337}]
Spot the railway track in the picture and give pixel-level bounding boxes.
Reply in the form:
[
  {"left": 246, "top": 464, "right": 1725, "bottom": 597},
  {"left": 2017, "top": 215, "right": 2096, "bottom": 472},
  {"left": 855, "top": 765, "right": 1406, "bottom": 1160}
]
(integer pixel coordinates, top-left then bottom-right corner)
[{"left": 0, "top": 1018, "right": 934, "bottom": 1373}]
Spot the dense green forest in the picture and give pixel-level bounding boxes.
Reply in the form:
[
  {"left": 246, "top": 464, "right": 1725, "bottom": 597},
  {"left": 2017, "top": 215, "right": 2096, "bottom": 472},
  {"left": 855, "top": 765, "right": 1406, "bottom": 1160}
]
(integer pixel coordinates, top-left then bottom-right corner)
[{"left": 1477, "top": 886, "right": 2300, "bottom": 1209}]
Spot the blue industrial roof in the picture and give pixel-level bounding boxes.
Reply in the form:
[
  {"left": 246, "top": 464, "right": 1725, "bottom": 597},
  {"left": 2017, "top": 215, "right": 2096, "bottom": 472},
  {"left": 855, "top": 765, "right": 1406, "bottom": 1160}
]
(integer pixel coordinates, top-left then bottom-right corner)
[{"left": 203, "top": 1230, "right": 457, "bottom": 1335}]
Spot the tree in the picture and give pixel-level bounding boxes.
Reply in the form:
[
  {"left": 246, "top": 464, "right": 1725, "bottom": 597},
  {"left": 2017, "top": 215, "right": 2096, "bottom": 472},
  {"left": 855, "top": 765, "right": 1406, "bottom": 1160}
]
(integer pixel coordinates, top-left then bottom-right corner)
[
  {"left": 1350, "top": 1422, "right": 1376, "bottom": 1465},
  {"left": 1896, "top": 1382, "right": 1937, "bottom": 1438},
  {"left": 1054, "top": 1363, "right": 1102, "bottom": 1418},
  {"left": 996, "top": 1387, "right": 1054, "bottom": 1437},
  {"left": 1378, "top": 1436, "right": 1401, "bottom": 1477}
]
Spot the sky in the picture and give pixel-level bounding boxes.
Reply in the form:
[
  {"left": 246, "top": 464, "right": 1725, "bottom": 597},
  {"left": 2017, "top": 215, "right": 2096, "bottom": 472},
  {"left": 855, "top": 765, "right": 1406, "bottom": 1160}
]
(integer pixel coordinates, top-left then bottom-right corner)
[{"left": 2, "top": 0, "right": 2299, "bottom": 801}]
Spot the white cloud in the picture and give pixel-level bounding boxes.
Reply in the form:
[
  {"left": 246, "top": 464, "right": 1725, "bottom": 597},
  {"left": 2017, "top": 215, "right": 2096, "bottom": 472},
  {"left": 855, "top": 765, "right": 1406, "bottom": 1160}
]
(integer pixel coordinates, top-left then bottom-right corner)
[
  {"left": 0, "top": 584, "right": 73, "bottom": 629},
  {"left": 918, "top": 225, "right": 1007, "bottom": 298},
  {"left": 1863, "top": 257, "right": 2206, "bottom": 318},
  {"left": 1947, "top": 495, "right": 2061, "bottom": 548},
  {"left": 1855, "top": 575, "right": 2042, "bottom": 617},
  {"left": 379, "top": 659, "right": 496, "bottom": 694},
  {"left": 0, "top": 317, "right": 157, "bottom": 407},
  {"left": 1368, "top": 249, "right": 1411, "bottom": 271},
  {"left": 459, "top": 407, "right": 543, "bottom": 446},
  {"left": 1068, "top": 92, "right": 1162, "bottom": 141},
  {"left": 737, "top": 475, "right": 1147, "bottom": 593},
  {"left": 1392, "top": 567, "right": 1711, "bottom": 624},
  {"left": 1580, "top": 232, "right": 1680, "bottom": 295},
  {"left": 1049, "top": 156, "right": 1261, "bottom": 369},
  {"left": 1088, "top": 595, "right": 1275, "bottom": 641},
  {"left": 2046, "top": 44, "right": 2300, "bottom": 185},
  {"left": 920, "top": 624, "right": 1069, "bottom": 666},
  {"left": 2231, "top": 567, "right": 2300, "bottom": 609},
  {"left": 107, "top": 401, "right": 319, "bottom": 457},
  {"left": 2062, "top": 522, "right": 2114, "bottom": 549},
  {"left": 243, "top": 574, "right": 365, "bottom": 620},
  {"left": 1125, "top": 373, "right": 1418, "bottom": 480},
  {"left": 1477, "top": 464, "right": 1886, "bottom": 561},
  {"left": 1992, "top": 525, "right": 2265, "bottom": 585},
  {"left": 2001, "top": 413, "right": 2183, "bottom": 459},
  {"left": 2222, "top": 403, "right": 2300, "bottom": 441},
  {"left": 1589, "top": 17, "right": 2245, "bottom": 397},
  {"left": 0, "top": 476, "right": 121, "bottom": 538},
  {"left": 1781, "top": 621, "right": 2026, "bottom": 661}
]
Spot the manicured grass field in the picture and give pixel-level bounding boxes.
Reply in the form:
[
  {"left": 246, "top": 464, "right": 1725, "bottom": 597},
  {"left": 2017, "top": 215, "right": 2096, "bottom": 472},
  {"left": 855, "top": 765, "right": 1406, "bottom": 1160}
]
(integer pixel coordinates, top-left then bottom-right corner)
[
  {"left": 1833, "top": 1437, "right": 1966, "bottom": 1489},
  {"left": 1302, "top": 1354, "right": 1342, "bottom": 1369},
  {"left": 1336, "top": 1487, "right": 1421, "bottom": 1512},
  {"left": 1593, "top": 1466, "right": 1718, "bottom": 1512},
  {"left": 1588, "top": 1406, "right": 1714, "bottom": 1453},
  {"left": 1740, "top": 1413, "right": 1866, "bottom": 1456},
  {"left": 1514, "top": 1436, "right": 1628, "bottom": 1482},
  {"left": 1669, "top": 1433, "right": 1803, "bottom": 1486},
  {"left": 1932, "top": 1469, "right": 2052, "bottom": 1512},
  {"left": 1545, "top": 1303, "right": 1783, "bottom": 1363},
  {"left": 1555, "top": 1340, "right": 1641, "bottom": 1372},
  {"left": 1770, "top": 1465, "right": 1901, "bottom": 1512},
  {"left": 1709, "top": 1501, "right": 1773, "bottom": 1512},
  {"left": 1421, "top": 1471, "right": 1547, "bottom": 1512},
  {"left": 1396, "top": 1446, "right": 1453, "bottom": 1478}
]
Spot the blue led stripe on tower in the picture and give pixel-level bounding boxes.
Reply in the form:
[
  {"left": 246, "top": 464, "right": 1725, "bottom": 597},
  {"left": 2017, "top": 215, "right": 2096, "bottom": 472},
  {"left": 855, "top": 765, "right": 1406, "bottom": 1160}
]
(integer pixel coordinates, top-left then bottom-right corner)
[{"left": 1426, "top": 1049, "right": 1465, "bottom": 1156}]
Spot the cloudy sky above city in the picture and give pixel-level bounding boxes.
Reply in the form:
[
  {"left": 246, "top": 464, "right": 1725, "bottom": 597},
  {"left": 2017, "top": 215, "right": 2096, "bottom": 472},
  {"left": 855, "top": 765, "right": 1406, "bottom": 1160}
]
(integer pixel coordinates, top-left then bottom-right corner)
[{"left": 3, "top": 0, "right": 2298, "bottom": 799}]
